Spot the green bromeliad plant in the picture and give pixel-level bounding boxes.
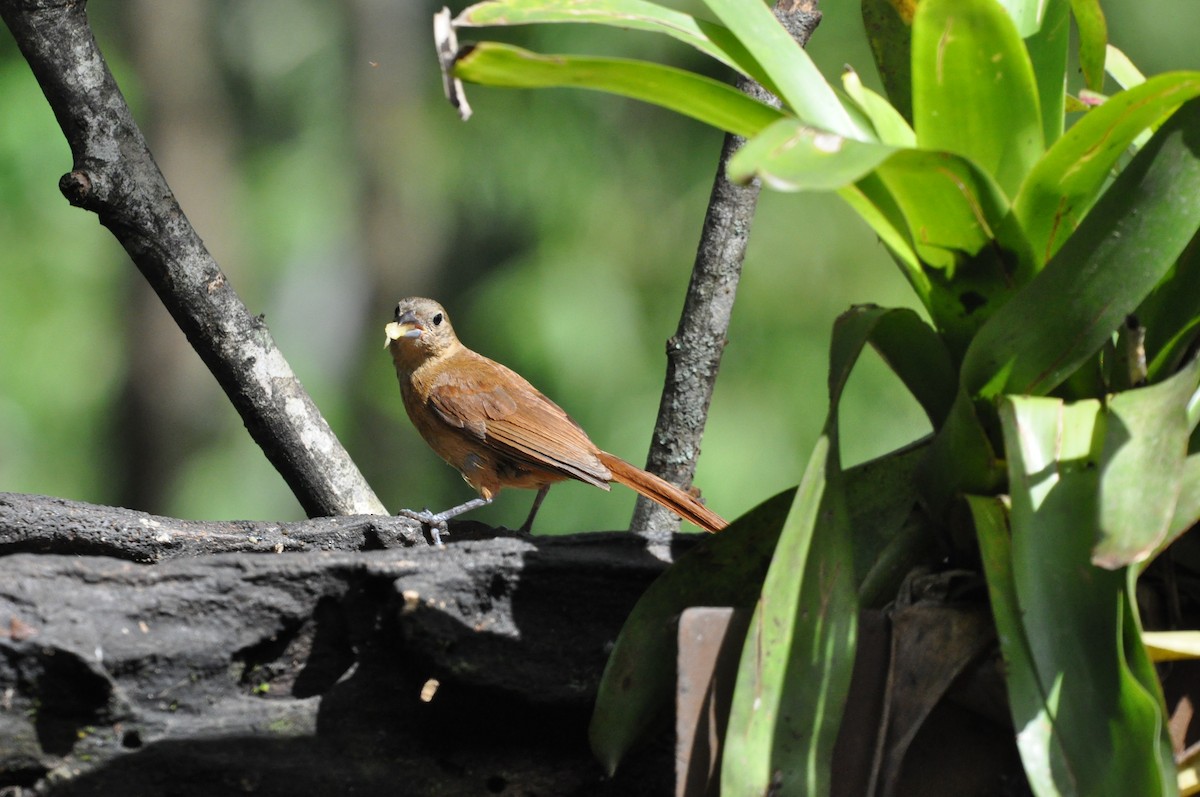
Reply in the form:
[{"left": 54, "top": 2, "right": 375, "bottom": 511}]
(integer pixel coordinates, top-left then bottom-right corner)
[{"left": 435, "top": 0, "right": 1200, "bottom": 793}]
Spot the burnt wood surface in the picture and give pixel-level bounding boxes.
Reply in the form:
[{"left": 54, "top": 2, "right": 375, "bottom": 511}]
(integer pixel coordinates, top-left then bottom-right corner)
[{"left": 1, "top": 493, "right": 695, "bottom": 795}]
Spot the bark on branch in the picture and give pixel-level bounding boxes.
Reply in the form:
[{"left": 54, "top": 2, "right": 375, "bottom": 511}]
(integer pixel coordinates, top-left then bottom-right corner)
[
  {"left": 632, "top": 0, "right": 823, "bottom": 533},
  {"left": 0, "top": 0, "right": 384, "bottom": 518}
]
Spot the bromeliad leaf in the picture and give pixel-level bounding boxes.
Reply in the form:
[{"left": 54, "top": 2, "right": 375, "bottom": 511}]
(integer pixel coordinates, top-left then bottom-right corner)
[
  {"left": 1093, "top": 357, "right": 1200, "bottom": 569},
  {"left": 1068, "top": 0, "right": 1109, "bottom": 90},
  {"left": 1023, "top": 0, "right": 1070, "bottom": 146},
  {"left": 861, "top": 0, "right": 914, "bottom": 122},
  {"left": 451, "top": 42, "right": 785, "bottom": 138},
  {"left": 722, "top": 301, "right": 917, "bottom": 794},
  {"left": 912, "top": 0, "right": 1044, "bottom": 198},
  {"left": 963, "top": 98, "right": 1200, "bottom": 400},
  {"left": 992, "top": 396, "right": 1174, "bottom": 796},
  {"left": 726, "top": 119, "right": 896, "bottom": 191},
  {"left": 700, "top": 0, "right": 866, "bottom": 139},
  {"left": 1015, "top": 72, "right": 1200, "bottom": 265},
  {"left": 841, "top": 67, "right": 916, "bottom": 147},
  {"left": 452, "top": 0, "right": 779, "bottom": 96}
]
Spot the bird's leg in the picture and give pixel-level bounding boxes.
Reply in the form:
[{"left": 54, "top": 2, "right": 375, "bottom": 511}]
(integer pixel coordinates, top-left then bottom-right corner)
[
  {"left": 519, "top": 486, "right": 551, "bottom": 533},
  {"left": 396, "top": 496, "right": 492, "bottom": 545}
]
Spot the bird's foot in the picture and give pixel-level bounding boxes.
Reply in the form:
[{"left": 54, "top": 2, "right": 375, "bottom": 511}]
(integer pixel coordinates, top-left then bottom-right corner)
[
  {"left": 394, "top": 508, "right": 450, "bottom": 546},
  {"left": 394, "top": 497, "right": 493, "bottom": 546}
]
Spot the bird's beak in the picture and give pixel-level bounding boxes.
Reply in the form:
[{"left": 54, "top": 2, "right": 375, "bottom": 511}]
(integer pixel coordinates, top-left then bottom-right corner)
[{"left": 384, "top": 310, "right": 424, "bottom": 347}]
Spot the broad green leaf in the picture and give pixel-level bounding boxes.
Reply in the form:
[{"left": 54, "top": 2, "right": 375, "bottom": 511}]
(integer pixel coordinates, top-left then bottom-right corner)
[
  {"left": 727, "top": 119, "right": 896, "bottom": 190},
  {"left": 1015, "top": 73, "right": 1200, "bottom": 265},
  {"left": 700, "top": 0, "right": 866, "bottom": 139},
  {"left": 997, "top": 396, "right": 1173, "bottom": 797},
  {"left": 1024, "top": 0, "right": 1070, "bottom": 146},
  {"left": 841, "top": 67, "right": 916, "bottom": 147},
  {"left": 873, "top": 149, "right": 1023, "bottom": 273},
  {"left": 1092, "top": 356, "right": 1200, "bottom": 568},
  {"left": 453, "top": 0, "right": 780, "bottom": 96},
  {"left": 872, "top": 149, "right": 1035, "bottom": 358},
  {"left": 912, "top": 0, "right": 1044, "bottom": 197},
  {"left": 451, "top": 42, "right": 785, "bottom": 138},
  {"left": 589, "top": 488, "right": 795, "bottom": 774},
  {"left": 1068, "top": 0, "right": 1108, "bottom": 90},
  {"left": 964, "top": 97, "right": 1200, "bottom": 399},
  {"left": 861, "top": 0, "right": 914, "bottom": 122}
]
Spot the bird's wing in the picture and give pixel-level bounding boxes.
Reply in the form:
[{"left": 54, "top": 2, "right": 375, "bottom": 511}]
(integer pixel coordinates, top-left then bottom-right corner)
[{"left": 426, "top": 352, "right": 611, "bottom": 487}]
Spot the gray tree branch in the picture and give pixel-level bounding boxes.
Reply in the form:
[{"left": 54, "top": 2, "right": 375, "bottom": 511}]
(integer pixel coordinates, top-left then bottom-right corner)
[
  {"left": 0, "top": 0, "right": 385, "bottom": 518},
  {"left": 0, "top": 492, "right": 432, "bottom": 561},
  {"left": 632, "top": 0, "right": 824, "bottom": 533}
]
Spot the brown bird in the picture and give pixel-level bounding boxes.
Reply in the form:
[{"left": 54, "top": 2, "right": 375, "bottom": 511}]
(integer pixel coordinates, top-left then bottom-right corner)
[{"left": 385, "top": 297, "right": 727, "bottom": 541}]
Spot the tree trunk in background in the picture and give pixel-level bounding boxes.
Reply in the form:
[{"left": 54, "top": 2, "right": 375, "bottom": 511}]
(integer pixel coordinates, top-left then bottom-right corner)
[{"left": 112, "top": 1, "right": 240, "bottom": 514}]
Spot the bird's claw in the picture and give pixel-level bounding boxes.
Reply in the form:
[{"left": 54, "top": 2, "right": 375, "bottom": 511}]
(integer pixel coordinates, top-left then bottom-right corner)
[{"left": 395, "top": 508, "right": 450, "bottom": 546}]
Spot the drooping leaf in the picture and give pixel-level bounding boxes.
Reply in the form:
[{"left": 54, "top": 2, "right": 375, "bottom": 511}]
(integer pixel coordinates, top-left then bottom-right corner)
[
  {"left": 912, "top": 0, "right": 1044, "bottom": 197},
  {"left": 590, "top": 433, "right": 938, "bottom": 773},
  {"left": 700, "top": 0, "right": 866, "bottom": 139},
  {"left": 964, "top": 97, "right": 1200, "bottom": 399},
  {"left": 450, "top": 42, "right": 785, "bottom": 138},
  {"left": 452, "top": 0, "right": 779, "bottom": 95},
  {"left": 1015, "top": 73, "right": 1200, "bottom": 265},
  {"left": 727, "top": 118, "right": 896, "bottom": 190},
  {"left": 1092, "top": 356, "right": 1200, "bottom": 568},
  {"left": 1068, "top": 0, "right": 1108, "bottom": 91},
  {"left": 991, "top": 396, "right": 1174, "bottom": 796}
]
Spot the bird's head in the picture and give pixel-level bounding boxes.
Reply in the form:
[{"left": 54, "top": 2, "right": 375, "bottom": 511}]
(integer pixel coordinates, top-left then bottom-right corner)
[{"left": 385, "top": 297, "right": 460, "bottom": 368}]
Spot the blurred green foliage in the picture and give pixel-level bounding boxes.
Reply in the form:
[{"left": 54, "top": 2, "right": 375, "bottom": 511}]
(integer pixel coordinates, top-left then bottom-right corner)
[{"left": 0, "top": 0, "right": 1193, "bottom": 531}]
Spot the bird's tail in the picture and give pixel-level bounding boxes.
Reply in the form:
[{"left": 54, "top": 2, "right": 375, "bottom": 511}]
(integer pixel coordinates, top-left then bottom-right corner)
[{"left": 597, "top": 451, "right": 728, "bottom": 533}]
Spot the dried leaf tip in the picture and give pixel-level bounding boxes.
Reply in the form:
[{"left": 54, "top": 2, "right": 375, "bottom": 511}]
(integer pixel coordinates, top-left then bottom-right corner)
[{"left": 434, "top": 7, "right": 473, "bottom": 121}]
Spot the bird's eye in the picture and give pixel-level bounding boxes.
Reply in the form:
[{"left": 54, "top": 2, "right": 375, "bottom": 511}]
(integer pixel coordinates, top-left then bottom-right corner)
[{"left": 432, "top": 312, "right": 443, "bottom": 326}]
